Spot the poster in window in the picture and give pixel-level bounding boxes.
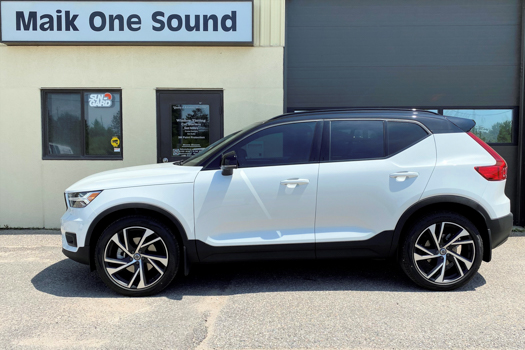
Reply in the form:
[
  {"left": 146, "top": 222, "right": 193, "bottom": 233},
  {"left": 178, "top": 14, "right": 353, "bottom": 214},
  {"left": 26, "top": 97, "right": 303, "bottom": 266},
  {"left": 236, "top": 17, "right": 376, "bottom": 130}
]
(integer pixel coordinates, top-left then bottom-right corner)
[{"left": 172, "top": 104, "right": 210, "bottom": 157}]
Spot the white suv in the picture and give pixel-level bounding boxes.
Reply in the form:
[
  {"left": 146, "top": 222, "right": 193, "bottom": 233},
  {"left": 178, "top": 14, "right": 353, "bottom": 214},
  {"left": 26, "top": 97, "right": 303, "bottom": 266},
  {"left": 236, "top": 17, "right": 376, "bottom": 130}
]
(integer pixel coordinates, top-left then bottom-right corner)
[{"left": 61, "top": 109, "right": 512, "bottom": 296}]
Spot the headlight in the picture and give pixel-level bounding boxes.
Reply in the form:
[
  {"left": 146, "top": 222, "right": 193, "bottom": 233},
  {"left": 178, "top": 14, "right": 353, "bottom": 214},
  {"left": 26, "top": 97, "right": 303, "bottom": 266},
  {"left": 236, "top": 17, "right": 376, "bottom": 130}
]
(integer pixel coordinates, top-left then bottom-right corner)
[{"left": 67, "top": 191, "right": 102, "bottom": 208}]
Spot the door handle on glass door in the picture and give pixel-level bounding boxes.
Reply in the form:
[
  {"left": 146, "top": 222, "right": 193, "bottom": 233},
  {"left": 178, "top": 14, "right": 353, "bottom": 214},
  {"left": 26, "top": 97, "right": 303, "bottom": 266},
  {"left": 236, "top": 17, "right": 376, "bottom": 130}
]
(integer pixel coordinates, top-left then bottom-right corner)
[
  {"left": 280, "top": 178, "right": 309, "bottom": 189},
  {"left": 389, "top": 172, "right": 419, "bottom": 182}
]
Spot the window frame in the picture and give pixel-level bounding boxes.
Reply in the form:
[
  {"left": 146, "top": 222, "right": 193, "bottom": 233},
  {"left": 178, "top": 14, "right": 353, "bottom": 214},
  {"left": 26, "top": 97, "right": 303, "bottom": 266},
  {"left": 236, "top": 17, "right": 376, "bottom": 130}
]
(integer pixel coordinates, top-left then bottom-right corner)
[
  {"left": 320, "top": 119, "right": 431, "bottom": 163},
  {"left": 41, "top": 89, "right": 123, "bottom": 160}
]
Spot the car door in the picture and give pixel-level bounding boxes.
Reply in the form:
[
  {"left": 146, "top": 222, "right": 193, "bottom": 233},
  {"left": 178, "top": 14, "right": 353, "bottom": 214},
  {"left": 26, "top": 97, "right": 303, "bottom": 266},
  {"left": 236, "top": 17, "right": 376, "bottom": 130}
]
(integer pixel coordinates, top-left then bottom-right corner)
[
  {"left": 315, "top": 119, "right": 436, "bottom": 258},
  {"left": 194, "top": 121, "right": 321, "bottom": 261}
]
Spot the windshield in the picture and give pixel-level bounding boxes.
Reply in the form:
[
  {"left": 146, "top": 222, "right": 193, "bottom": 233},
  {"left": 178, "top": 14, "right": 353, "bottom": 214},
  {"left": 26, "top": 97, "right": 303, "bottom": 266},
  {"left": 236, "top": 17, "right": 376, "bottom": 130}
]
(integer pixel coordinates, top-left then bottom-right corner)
[{"left": 180, "top": 121, "right": 263, "bottom": 166}]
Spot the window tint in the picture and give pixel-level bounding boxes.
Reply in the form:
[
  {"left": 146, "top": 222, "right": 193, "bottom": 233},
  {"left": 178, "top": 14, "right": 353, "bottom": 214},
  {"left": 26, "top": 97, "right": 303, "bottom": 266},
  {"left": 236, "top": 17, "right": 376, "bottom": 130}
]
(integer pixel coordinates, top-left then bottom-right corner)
[
  {"left": 387, "top": 122, "right": 428, "bottom": 155},
  {"left": 443, "top": 109, "right": 513, "bottom": 144},
  {"left": 43, "top": 90, "right": 122, "bottom": 159},
  {"left": 228, "top": 122, "right": 316, "bottom": 167},
  {"left": 329, "top": 120, "right": 384, "bottom": 161},
  {"left": 46, "top": 93, "right": 82, "bottom": 156},
  {"left": 85, "top": 92, "right": 122, "bottom": 156}
]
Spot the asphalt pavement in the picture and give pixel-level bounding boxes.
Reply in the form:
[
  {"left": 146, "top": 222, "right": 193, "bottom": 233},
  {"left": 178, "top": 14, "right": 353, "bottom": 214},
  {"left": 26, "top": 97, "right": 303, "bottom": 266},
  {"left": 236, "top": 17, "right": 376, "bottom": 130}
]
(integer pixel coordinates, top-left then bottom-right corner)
[{"left": 0, "top": 230, "right": 524, "bottom": 349}]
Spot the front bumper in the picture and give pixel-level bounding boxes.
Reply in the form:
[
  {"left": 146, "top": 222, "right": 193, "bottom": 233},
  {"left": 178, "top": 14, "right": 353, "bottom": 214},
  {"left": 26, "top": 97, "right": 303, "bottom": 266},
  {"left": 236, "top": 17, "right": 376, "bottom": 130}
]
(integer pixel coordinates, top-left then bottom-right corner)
[
  {"left": 488, "top": 212, "right": 513, "bottom": 249},
  {"left": 61, "top": 208, "right": 92, "bottom": 266},
  {"left": 62, "top": 246, "right": 90, "bottom": 265}
]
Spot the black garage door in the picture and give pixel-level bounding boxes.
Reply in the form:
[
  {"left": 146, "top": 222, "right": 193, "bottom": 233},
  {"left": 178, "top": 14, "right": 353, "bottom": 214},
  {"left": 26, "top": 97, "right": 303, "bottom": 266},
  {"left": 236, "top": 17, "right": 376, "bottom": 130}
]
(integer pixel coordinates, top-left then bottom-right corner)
[{"left": 285, "top": 0, "right": 521, "bottom": 221}]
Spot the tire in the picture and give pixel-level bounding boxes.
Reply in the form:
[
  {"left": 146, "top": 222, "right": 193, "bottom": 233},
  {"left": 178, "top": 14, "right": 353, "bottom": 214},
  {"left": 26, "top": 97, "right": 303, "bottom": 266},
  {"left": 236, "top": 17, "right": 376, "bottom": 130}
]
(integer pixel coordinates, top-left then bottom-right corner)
[
  {"left": 94, "top": 215, "right": 180, "bottom": 297},
  {"left": 400, "top": 211, "right": 483, "bottom": 291}
]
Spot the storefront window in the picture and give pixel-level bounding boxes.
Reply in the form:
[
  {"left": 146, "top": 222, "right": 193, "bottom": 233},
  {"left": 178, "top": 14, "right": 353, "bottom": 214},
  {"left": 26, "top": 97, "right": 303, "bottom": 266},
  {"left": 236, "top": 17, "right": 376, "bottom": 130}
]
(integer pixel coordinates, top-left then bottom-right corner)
[
  {"left": 46, "top": 93, "right": 82, "bottom": 156},
  {"left": 443, "top": 109, "right": 514, "bottom": 144},
  {"left": 43, "top": 90, "right": 122, "bottom": 159}
]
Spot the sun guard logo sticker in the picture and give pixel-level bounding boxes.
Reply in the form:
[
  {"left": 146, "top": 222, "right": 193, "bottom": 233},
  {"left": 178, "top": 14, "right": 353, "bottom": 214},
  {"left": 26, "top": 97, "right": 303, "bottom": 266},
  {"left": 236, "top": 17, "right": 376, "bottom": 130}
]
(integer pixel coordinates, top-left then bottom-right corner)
[{"left": 89, "top": 93, "right": 113, "bottom": 107}]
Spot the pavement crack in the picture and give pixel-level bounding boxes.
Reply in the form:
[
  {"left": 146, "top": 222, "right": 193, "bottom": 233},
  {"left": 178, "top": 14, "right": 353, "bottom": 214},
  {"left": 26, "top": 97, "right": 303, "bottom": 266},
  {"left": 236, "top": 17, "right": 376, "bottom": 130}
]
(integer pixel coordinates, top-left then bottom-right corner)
[
  {"left": 194, "top": 278, "right": 234, "bottom": 350},
  {"left": 194, "top": 295, "right": 229, "bottom": 350}
]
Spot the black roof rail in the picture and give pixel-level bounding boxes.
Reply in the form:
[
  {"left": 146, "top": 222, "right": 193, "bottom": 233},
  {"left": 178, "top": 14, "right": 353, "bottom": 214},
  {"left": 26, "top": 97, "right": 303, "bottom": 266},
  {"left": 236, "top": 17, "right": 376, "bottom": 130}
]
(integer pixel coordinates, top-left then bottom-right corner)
[{"left": 271, "top": 108, "right": 443, "bottom": 120}]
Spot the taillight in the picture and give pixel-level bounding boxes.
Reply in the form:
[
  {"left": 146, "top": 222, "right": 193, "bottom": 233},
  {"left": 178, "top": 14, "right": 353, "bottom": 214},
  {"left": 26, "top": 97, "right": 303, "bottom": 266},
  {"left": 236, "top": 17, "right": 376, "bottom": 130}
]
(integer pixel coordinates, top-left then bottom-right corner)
[{"left": 468, "top": 132, "right": 507, "bottom": 181}]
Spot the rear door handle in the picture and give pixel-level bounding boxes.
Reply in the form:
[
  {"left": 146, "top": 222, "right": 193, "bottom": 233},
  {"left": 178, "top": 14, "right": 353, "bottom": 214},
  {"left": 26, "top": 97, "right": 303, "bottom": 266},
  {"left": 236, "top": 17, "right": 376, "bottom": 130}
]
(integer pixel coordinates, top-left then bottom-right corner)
[
  {"left": 280, "top": 178, "right": 309, "bottom": 189},
  {"left": 389, "top": 172, "right": 419, "bottom": 182}
]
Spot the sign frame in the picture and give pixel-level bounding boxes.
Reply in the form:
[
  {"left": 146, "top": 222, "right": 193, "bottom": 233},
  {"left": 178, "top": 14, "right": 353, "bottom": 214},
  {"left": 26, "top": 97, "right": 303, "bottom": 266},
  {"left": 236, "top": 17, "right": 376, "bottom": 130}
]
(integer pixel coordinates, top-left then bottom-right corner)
[{"left": 0, "top": 0, "right": 254, "bottom": 46}]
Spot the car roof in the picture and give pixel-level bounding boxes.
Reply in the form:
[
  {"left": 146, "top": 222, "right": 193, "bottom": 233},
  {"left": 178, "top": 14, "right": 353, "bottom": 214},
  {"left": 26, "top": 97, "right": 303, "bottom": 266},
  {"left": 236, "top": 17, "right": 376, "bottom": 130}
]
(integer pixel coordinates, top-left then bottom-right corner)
[{"left": 265, "top": 108, "right": 463, "bottom": 134}]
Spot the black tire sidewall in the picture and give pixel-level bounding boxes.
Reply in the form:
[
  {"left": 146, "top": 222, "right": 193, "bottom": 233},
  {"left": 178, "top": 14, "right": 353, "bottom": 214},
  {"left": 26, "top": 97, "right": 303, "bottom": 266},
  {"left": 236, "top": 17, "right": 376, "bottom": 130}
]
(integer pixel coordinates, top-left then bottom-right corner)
[
  {"left": 94, "top": 215, "right": 180, "bottom": 297},
  {"left": 400, "top": 211, "right": 483, "bottom": 291}
]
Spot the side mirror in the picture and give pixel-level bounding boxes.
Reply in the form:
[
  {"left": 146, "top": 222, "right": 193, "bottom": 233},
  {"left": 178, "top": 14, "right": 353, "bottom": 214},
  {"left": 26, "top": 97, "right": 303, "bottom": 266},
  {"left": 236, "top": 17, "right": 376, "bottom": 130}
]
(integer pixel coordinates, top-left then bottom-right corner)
[{"left": 221, "top": 151, "right": 238, "bottom": 176}]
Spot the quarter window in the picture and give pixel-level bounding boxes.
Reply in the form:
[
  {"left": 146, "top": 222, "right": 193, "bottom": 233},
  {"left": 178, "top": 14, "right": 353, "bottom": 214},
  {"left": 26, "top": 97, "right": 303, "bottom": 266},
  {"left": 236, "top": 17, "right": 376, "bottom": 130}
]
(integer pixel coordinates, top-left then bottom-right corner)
[
  {"left": 228, "top": 122, "right": 316, "bottom": 167},
  {"left": 43, "top": 90, "right": 122, "bottom": 159},
  {"left": 329, "top": 120, "right": 384, "bottom": 161},
  {"left": 387, "top": 121, "right": 428, "bottom": 155}
]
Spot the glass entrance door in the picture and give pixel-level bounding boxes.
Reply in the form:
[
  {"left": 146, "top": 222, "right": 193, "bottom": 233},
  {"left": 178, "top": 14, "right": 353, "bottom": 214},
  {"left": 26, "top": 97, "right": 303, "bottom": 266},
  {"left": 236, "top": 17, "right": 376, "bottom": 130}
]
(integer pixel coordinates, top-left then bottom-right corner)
[{"left": 157, "top": 91, "right": 223, "bottom": 163}]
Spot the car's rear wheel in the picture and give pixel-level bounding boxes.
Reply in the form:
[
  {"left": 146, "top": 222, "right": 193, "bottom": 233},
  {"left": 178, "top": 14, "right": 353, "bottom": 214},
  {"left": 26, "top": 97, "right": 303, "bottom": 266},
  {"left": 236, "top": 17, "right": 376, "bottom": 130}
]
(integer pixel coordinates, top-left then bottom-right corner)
[
  {"left": 400, "top": 211, "right": 483, "bottom": 291},
  {"left": 94, "top": 215, "right": 180, "bottom": 296}
]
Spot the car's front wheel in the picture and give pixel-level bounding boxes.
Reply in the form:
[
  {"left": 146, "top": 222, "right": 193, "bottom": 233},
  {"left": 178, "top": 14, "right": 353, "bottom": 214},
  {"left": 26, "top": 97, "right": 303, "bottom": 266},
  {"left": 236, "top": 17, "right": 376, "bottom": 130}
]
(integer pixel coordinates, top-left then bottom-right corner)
[
  {"left": 400, "top": 211, "right": 483, "bottom": 291},
  {"left": 94, "top": 215, "right": 180, "bottom": 296}
]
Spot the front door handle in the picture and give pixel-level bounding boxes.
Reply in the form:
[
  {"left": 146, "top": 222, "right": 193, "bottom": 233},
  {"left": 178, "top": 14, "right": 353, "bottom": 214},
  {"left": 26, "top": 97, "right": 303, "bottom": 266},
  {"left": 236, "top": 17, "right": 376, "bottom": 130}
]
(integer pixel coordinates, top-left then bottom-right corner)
[
  {"left": 390, "top": 171, "right": 419, "bottom": 182},
  {"left": 280, "top": 178, "right": 310, "bottom": 189}
]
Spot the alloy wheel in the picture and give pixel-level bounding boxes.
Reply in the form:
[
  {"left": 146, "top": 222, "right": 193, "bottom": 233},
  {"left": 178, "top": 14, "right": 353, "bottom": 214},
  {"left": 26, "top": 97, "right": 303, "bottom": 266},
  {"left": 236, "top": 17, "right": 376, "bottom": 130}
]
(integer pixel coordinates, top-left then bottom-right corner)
[
  {"left": 413, "top": 222, "right": 476, "bottom": 285},
  {"left": 103, "top": 226, "right": 169, "bottom": 290}
]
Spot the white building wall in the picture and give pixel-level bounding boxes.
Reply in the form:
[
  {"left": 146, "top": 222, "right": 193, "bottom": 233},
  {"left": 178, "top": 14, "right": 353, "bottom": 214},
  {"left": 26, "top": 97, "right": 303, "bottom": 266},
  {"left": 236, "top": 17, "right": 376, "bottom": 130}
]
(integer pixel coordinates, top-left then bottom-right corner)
[{"left": 0, "top": 0, "right": 285, "bottom": 228}]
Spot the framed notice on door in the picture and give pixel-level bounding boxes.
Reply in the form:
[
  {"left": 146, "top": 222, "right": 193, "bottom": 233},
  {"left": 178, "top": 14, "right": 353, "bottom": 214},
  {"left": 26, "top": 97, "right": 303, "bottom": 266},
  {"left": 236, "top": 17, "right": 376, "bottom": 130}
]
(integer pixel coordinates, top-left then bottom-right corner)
[
  {"left": 157, "top": 90, "right": 223, "bottom": 163},
  {"left": 171, "top": 104, "right": 210, "bottom": 157}
]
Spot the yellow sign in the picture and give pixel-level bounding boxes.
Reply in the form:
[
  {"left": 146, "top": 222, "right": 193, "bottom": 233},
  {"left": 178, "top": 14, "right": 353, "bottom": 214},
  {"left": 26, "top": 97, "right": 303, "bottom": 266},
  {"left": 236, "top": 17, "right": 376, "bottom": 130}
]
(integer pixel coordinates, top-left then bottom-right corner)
[{"left": 111, "top": 136, "right": 120, "bottom": 148}]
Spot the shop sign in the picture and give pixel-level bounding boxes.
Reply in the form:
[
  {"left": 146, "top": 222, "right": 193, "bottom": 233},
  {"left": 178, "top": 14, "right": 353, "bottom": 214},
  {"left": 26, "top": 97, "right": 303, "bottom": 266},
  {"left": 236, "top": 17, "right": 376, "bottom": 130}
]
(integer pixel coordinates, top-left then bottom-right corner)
[{"left": 0, "top": 1, "right": 253, "bottom": 44}]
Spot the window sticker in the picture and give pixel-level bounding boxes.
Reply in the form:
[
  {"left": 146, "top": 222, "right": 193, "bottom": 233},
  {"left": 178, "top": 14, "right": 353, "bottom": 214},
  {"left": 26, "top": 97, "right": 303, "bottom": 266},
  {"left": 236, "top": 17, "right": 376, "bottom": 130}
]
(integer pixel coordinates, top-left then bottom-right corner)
[
  {"left": 89, "top": 93, "right": 113, "bottom": 107},
  {"left": 111, "top": 136, "right": 120, "bottom": 147}
]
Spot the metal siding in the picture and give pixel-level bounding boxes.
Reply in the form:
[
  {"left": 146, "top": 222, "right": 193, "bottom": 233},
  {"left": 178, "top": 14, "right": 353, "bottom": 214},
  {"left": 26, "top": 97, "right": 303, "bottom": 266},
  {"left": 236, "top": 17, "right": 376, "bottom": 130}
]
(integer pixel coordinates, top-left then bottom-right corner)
[
  {"left": 255, "top": 0, "right": 286, "bottom": 47},
  {"left": 286, "top": 0, "right": 521, "bottom": 223},
  {"left": 286, "top": 0, "right": 521, "bottom": 108}
]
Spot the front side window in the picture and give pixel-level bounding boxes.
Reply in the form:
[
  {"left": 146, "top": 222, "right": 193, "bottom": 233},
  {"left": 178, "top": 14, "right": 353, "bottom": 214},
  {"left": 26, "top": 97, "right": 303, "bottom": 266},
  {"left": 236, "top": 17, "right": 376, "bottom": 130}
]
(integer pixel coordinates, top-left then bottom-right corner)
[
  {"left": 43, "top": 90, "right": 122, "bottom": 159},
  {"left": 329, "top": 120, "right": 384, "bottom": 161},
  {"left": 228, "top": 122, "right": 316, "bottom": 168}
]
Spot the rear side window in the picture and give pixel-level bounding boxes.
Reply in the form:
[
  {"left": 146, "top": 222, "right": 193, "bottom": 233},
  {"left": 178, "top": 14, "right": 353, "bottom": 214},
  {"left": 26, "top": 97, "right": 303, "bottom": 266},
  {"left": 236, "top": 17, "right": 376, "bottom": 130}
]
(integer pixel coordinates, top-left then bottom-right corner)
[
  {"left": 387, "top": 121, "right": 428, "bottom": 155},
  {"left": 329, "top": 120, "right": 385, "bottom": 161}
]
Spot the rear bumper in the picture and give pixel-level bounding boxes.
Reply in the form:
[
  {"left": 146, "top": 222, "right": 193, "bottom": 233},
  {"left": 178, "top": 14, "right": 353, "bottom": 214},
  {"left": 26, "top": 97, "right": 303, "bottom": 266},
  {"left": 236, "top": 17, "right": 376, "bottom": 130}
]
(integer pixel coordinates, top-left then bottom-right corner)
[
  {"left": 488, "top": 213, "right": 513, "bottom": 249},
  {"left": 62, "top": 246, "right": 90, "bottom": 265}
]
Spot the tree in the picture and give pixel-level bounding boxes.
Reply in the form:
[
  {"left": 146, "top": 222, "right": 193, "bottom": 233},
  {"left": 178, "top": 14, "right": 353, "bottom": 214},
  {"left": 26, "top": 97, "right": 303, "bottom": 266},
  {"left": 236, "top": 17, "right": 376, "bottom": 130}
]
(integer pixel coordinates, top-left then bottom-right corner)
[
  {"left": 472, "top": 121, "right": 512, "bottom": 144},
  {"left": 497, "top": 120, "right": 512, "bottom": 143},
  {"left": 110, "top": 111, "right": 121, "bottom": 136}
]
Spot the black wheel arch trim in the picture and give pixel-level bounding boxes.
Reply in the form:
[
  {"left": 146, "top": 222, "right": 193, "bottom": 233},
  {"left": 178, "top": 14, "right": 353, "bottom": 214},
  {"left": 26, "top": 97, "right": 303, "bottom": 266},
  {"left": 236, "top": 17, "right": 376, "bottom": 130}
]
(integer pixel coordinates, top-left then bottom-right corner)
[
  {"left": 85, "top": 203, "right": 198, "bottom": 268},
  {"left": 392, "top": 195, "right": 500, "bottom": 262}
]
